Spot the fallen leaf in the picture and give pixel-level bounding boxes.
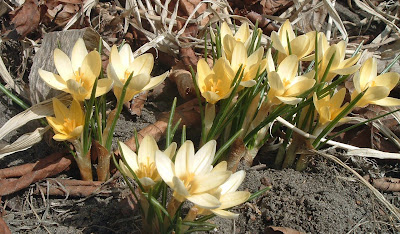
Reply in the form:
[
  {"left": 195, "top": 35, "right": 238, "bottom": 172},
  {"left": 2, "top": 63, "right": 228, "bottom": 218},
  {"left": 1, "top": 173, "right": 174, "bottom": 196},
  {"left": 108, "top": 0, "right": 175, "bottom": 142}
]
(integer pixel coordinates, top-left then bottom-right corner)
[
  {"left": 5, "top": 0, "right": 46, "bottom": 40},
  {"left": 0, "top": 216, "right": 11, "bottom": 234},
  {"left": 169, "top": 61, "right": 196, "bottom": 99},
  {"left": 129, "top": 91, "right": 148, "bottom": 116},
  {"left": 34, "top": 178, "right": 103, "bottom": 197}
]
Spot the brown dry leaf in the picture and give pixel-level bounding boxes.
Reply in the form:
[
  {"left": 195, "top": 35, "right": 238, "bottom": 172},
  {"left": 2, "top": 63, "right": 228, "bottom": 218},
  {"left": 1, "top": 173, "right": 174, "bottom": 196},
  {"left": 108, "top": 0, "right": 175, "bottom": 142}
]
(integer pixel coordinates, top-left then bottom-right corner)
[
  {"left": 365, "top": 175, "right": 400, "bottom": 192},
  {"left": 46, "top": 2, "right": 81, "bottom": 26},
  {"left": 179, "top": 0, "right": 207, "bottom": 17},
  {"left": 246, "top": 11, "right": 279, "bottom": 36},
  {"left": 130, "top": 91, "right": 148, "bottom": 116},
  {"left": 0, "top": 152, "right": 72, "bottom": 196},
  {"left": 260, "top": 0, "right": 293, "bottom": 15},
  {"left": 265, "top": 226, "right": 305, "bottom": 234},
  {"left": 0, "top": 216, "right": 11, "bottom": 234},
  {"left": 5, "top": 0, "right": 45, "bottom": 40},
  {"left": 227, "top": 138, "right": 248, "bottom": 172},
  {"left": 169, "top": 61, "right": 196, "bottom": 100}
]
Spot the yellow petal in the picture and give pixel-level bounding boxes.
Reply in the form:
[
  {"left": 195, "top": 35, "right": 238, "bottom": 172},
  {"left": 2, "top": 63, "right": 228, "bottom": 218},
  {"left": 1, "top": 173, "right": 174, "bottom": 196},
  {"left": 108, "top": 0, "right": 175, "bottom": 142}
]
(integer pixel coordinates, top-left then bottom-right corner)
[
  {"left": 191, "top": 171, "right": 231, "bottom": 194},
  {"left": 119, "top": 160, "right": 135, "bottom": 179},
  {"left": 110, "top": 45, "right": 125, "bottom": 80},
  {"left": 139, "top": 177, "right": 156, "bottom": 187},
  {"left": 211, "top": 161, "right": 228, "bottom": 173},
  {"left": 218, "top": 191, "right": 250, "bottom": 210},
  {"left": 353, "top": 72, "right": 362, "bottom": 93},
  {"left": 290, "top": 35, "right": 310, "bottom": 59},
  {"left": 128, "top": 73, "right": 150, "bottom": 91},
  {"left": 277, "top": 55, "right": 298, "bottom": 80},
  {"left": 220, "top": 22, "right": 233, "bottom": 40},
  {"left": 374, "top": 72, "right": 400, "bottom": 90},
  {"left": 53, "top": 133, "right": 72, "bottom": 141},
  {"left": 70, "top": 99, "right": 84, "bottom": 126},
  {"left": 71, "top": 38, "right": 88, "bottom": 72},
  {"left": 284, "top": 79, "right": 315, "bottom": 96},
  {"left": 197, "top": 59, "right": 212, "bottom": 86},
  {"left": 155, "top": 150, "right": 175, "bottom": 185},
  {"left": 119, "top": 44, "right": 134, "bottom": 68},
  {"left": 107, "top": 64, "right": 124, "bottom": 87},
  {"left": 54, "top": 48, "right": 74, "bottom": 80},
  {"left": 276, "top": 96, "right": 302, "bottom": 105},
  {"left": 279, "top": 20, "right": 295, "bottom": 44},
  {"left": 190, "top": 140, "right": 216, "bottom": 175},
  {"left": 128, "top": 53, "right": 154, "bottom": 76},
  {"left": 38, "top": 69, "right": 67, "bottom": 90},
  {"left": 187, "top": 193, "right": 221, "bottom": 209},
  {"left": 330, "top": 88, "right": 346, "bottom": 110},
  {"left": 359, "top": 57, "right": 376, "bottom": 89},
  {"left": 222, "top": 35, "right": 237, "bottom": 61},
  {"left": 231, "top": 42, "right": 247, "bottom": 72},
  {"left": 220, "top": 170, "right": 246, "bottom": 194},
  {"left": 80, "top": 51, "right": 102, "bottom": 84},
  {"left": 66, "top": 79, "right": 88, "bottom": 101},
  {"left": 268, "top": 72, "right": 284, "bottom": 91},
  {"left": 271, "top": 32, "right": 286, "bottom": 54},
  {"left": 46, "top": 116, "right": 65, "bottom": 134},
  {"left": 138, "top": 135, "right": 158, "bottom": 166},
  {"left": 173, "top": 176, "right": 190, "bottom": 197},
  {"left": 120, "top": 142, "right": 139, "bottom": 172},
  {"left": 266, "top": 49, "right": 275, "bottom": 73},
  {"left": 143, "top": 71, "right": 168, "bottom": 91},
  {"left": 175, "top": 140, "right": 194, "bottom": 179},
  {"left": 69, "top": 125, "right": 83, "bottom": 139},
  {"left": 371, "top": 97, "right": 400, "bottom": 106},
  {"left": 52, "top": 98, "right": 69, "bottom": 120},
  {"left": 93, "top": 78, "right": 113, "bottom": 98},
  {"left": 247, "top": 47, "right": 264, "bottom": 68},
  {"left": 211, "top": 209, "right": 239, "bottom": 219},
  {"left": 332, "top": 64, "right": 360, "bottom": 75},
  {"left": 234, "top": 22, "right": 250, "bottom": 43}
]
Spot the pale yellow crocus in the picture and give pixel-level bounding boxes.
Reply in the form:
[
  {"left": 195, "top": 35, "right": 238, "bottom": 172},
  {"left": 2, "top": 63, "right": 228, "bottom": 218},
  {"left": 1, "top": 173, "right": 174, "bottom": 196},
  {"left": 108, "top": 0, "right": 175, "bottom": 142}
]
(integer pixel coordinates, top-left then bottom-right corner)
[
  {"left": 220, "top": 21, "right": 251, "bottom": 61},
  {"left": 39, "top": 38, "right": 113, "bottom": 101},
  {"left": 313, "top": 88, "right": 348, "bottom": 130},
  {"left": 197, "top": 57, "right": 234, "bottom": 104},
  {"left": 119, "top": 136, "right": 177, "bottom": 189},
  {"left": 271, "top": 20, "right": 315, "bottom": 63},
  {"left": 318, "top": 40, "right": 360, "bottom": 82},
  {"left": 352, "top": 57, "right": 400, "bottom": 107},
  {"left": 46, "top": 98, "right": 84, "bottom": 141},
  {"left": 230, "top": 42, "right": 267, "bottom": 87},
  {"left": 198, "top": 164, "right": 250, "bottom": 219},
  {"left": 155, "top": 140, "right": 232, "bottom": 209},
  {"left": 267, "top": 55, "right": 316, "bottom": 106},
  {"left": 107, "top": 44, "right": 168, "bottom": 103}
]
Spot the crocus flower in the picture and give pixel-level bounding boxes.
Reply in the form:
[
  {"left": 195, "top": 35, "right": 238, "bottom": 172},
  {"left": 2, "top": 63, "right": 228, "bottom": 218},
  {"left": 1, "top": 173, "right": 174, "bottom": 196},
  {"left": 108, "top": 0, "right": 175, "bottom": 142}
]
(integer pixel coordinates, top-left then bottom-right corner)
[
  {"left": 267, "top": 54, "right": 315, "bottom": 106},
  {"left": 107, "top": 44, "right": 168, "bottom": 103},
  {"left": 155, "top": 140, "right": 232, "bottom": 209},
  {"left": 271, "top": 20, "right": 315, "bottom": 63},
  {"left": 313, "top": 88, "right": 348, "bottom": 127},
  {"left": 220, "top": 21, "right": 251, "bottom": 61},
  {"left": 230, "top": 42, "right": 267, "bottom": 87},
  {"left": 318, "top": 40, "right": 360, "bottom": 82},
  {"left": 46, "top": 98, "right": 84, "bottom": 141},
  {"left": 119, "top": 136, "right": 177, "bottom": 188},
  {"left": 198, "top": 165, "right": 250, "bottom": 219},
  {"left": 39, "top": 38, "right": 113, "bottom": 101},
  {"left": 196, "top": 57, "right": 234, "bottom": 104},
  {"left": 352, "top": 57, "right": 400, "bottom": 107}
]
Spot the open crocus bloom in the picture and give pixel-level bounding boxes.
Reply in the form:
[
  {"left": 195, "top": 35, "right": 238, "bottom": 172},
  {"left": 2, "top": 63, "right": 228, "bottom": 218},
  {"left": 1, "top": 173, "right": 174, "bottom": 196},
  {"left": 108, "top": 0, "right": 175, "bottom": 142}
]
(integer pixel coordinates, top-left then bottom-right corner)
[
  {"left": 155, "top": 140, "right": 232, "bottom": 209},
  {"left": 46, "top": 98, "right": 84, "bottom": 141},
  {"left": 230, "top": 42, "right": 267, "bottom": 87},
  {"left": 267, "top": 55, "right": 315, "bottom": 106},
  {"left": 352, "top": 57, "right": 400, "bottom": 107},
  {"left": 271, "top": 20, "right": 315, "bottom": 63},
  {"left": 198, "top": 164, "right": 250, "bottom": 219},
  {"left": 107, "top": 44, "right": 168, "bottom": 103},
  {"left": 220, "top": 21, "right": 252, "bottom": 61},
  {"left": 197, "top": 57, "right": 234, "bottom": 104},
  {"left": 119, "top": 136, "right": 177, "bottom": 189},
  {"left": 39, "top": 38, "right": 113, "bottom": 101},
  {"left": 313, "top": 88, "right": 348, "bottom": 128},
  {"left": 318, "top": 40, "right": 360, "bottom": 82}
]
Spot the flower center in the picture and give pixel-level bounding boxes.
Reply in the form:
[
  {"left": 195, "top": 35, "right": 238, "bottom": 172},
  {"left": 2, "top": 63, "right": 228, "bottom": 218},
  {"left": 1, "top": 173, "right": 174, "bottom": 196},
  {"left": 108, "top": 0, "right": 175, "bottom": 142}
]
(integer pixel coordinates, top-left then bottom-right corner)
[
  {"left": 137, "top": 157, "right": 157, "bottom": 180},
  {"left": 204, "top": 78, "right": 223, "bottom": 94},
  {"left": 74, "top": 68, "right": 85, "bottom": 84},
  {"left": 182, "top": 173, "right": 196, "bottom": 191},
  {"left": 63, "top": 117, "right": 76, "bottom": 132}
]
